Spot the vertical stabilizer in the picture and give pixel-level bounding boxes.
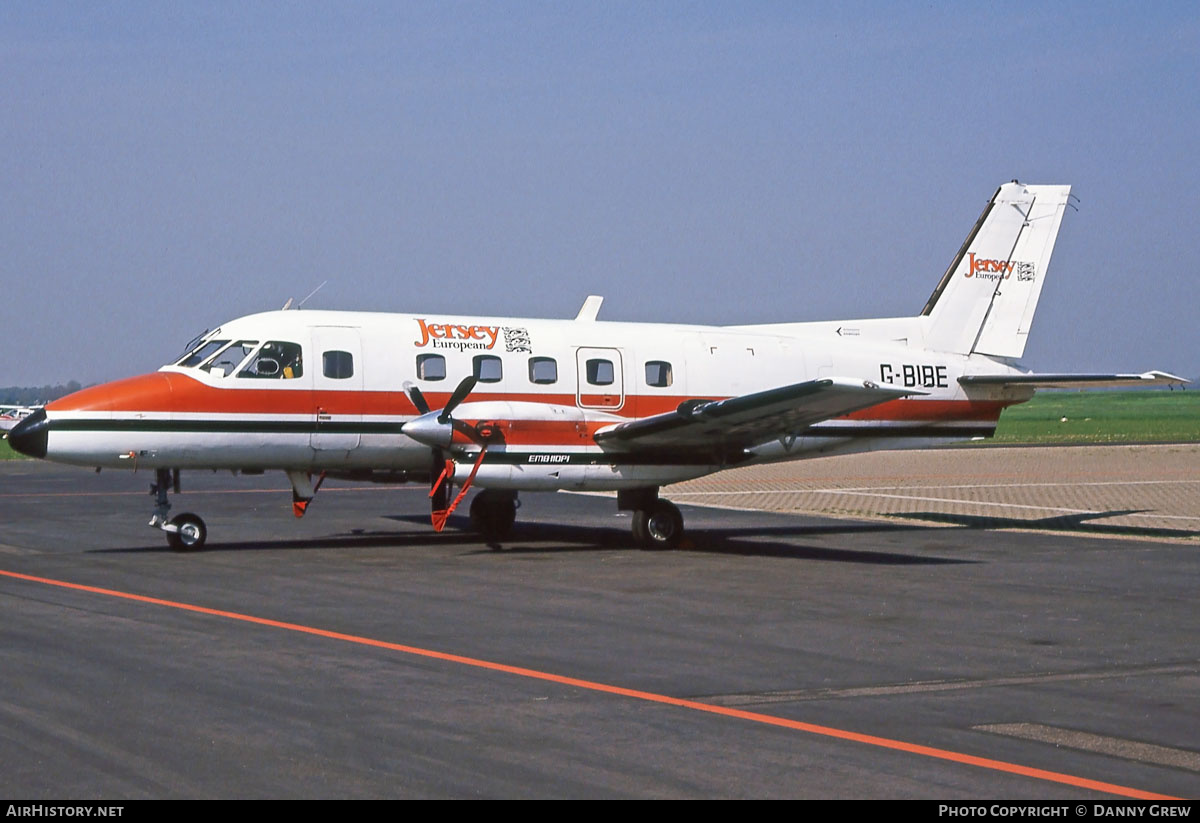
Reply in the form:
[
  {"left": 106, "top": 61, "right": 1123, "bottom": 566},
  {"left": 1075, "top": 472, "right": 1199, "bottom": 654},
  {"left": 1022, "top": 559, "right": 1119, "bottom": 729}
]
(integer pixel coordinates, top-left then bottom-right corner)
[{"left": 922, "top": 182, "right": 1071, "bottom": 358}]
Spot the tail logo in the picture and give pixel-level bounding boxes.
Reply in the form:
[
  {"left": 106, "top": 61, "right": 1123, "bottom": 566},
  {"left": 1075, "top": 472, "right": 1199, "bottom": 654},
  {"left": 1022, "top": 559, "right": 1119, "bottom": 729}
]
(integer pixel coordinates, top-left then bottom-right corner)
[{"left": 966, "top": 253, "right": 1036, "bottom": 282}]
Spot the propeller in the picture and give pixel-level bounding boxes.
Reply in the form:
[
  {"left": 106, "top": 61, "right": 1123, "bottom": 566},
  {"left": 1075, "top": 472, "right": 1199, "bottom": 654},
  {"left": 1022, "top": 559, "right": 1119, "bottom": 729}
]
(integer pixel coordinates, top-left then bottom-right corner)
[
  {"left": 401, "top": 375, "right": 481, "bottom": 450},
  {"left": 401, "top": 376, "right": 492, "bottom": 532}
]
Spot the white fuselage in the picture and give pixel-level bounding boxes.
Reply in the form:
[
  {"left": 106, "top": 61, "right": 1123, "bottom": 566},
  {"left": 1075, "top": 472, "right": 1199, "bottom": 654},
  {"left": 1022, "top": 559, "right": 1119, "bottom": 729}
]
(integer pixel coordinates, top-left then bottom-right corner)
[{"left": 35, "top": 309, "right": 1026, "bottom": 492}]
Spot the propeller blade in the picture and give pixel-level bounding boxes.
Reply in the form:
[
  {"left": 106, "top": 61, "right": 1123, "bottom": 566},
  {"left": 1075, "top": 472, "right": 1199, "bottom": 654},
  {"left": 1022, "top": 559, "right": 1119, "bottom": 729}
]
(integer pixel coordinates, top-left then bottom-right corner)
[
  {"left": 402, "top": 382, "right": 431, "bottom": 415},
  {"left": 438, "top": 375, "right": 478, "bottom": 423}
]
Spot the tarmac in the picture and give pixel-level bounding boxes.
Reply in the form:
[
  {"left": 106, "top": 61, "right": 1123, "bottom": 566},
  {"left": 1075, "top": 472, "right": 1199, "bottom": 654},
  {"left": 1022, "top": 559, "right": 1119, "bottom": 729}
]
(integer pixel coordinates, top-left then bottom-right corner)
[
  {"left": 670, "top": 443, "right": 1200, "bottom": 543},
  {"left": 0, "top": 443, "right": 1196, "bottom": 798}
]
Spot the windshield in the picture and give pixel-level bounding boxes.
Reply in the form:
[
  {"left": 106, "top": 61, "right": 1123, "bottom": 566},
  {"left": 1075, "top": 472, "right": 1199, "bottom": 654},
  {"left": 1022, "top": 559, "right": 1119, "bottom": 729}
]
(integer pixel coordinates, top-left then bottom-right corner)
[
  {"left": 176, "top": 339, "right": 230, "bottom": 368},
  {"left": 204, "top": 340, "right": 259, "bottom": 377},
  {"left": 173, "top": 333, "right": 304, "bottom": 380}
]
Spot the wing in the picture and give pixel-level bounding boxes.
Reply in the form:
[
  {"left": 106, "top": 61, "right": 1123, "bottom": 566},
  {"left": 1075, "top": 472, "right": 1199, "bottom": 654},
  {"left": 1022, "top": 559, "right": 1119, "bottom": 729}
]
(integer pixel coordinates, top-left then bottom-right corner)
[
  {"left": 960, "top": 370, "right": 1187, "bottom": 389},
  {"left": 594, "top": 377, "right": 918, "bottom": 455}
]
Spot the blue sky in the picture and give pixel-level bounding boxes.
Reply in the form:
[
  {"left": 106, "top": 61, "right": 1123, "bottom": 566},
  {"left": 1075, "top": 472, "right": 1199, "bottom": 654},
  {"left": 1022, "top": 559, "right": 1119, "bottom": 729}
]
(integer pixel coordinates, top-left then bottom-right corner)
[{"left": 3, "top": 2, "right": 1198, "bottom": 385}]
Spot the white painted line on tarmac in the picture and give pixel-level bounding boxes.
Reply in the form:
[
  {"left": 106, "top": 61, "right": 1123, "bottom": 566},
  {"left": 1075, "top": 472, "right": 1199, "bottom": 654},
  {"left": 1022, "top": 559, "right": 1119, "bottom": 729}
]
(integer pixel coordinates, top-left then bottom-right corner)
[
  {"left": 672, "top": 485, "right": 1200, "bottom": 523},
  {"left": 704, "top": 663, "right": 1200, "bottom": 705},
  {"left": 976, "top": 723, "right": 1200, "bottom": 772},
  {"left": 675, "top": 479, "right": 1199, "bottom": 495}
]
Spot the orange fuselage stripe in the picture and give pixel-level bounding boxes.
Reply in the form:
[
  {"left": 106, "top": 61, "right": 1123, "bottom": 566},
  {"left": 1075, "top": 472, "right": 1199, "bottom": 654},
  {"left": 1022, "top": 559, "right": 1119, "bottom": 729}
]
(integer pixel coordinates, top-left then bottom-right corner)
[{"left": 47, "top": 372, "right": 1012, "bottom": 423}]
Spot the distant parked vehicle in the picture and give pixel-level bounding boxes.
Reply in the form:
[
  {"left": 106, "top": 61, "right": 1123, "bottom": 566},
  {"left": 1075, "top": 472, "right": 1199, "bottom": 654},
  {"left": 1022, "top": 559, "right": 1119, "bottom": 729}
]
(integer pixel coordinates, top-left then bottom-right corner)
[{"left": 0, "top": 405, "right": 38, "bottom": 434}]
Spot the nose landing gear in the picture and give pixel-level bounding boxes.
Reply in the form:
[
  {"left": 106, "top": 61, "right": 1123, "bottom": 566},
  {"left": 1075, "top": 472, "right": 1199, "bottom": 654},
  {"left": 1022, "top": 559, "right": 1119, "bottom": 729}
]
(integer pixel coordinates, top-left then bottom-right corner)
[
  {"left": 149, "top": 468, "right": 208, "bottom": 551},
  {"left": 165, "top": 512, "right": 207, "bottom": 551}
]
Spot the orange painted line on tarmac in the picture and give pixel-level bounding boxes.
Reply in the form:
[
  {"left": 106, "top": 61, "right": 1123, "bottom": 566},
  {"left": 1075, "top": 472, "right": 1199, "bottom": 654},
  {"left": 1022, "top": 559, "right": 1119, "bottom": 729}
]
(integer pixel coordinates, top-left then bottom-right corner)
[
  {"left": 0, "top": 567, "right": 1179, "bottom": 800},
  {"left": 0, "top": 486, "right": 416, "bottom": 499}
]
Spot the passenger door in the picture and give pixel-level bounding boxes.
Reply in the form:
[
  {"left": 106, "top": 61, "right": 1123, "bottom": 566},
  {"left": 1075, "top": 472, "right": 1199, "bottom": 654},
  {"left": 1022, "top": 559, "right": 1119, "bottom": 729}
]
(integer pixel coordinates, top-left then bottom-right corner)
[
  {"left": 310, "top": 327, "right": 363, "bottom": 453},
  {"left": 575, "top": 347, "right": 624, "bottom": 411}
]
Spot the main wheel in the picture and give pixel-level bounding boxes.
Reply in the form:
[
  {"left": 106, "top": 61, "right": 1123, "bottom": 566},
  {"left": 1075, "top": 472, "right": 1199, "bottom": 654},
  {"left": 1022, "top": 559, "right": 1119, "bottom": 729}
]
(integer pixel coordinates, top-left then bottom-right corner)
[
  {"left": 469, "top": 490, "right": 517, "bottom": 540},
  {"left": 633, "top": 500, "right": 683, "bottom": 549},
  {"left": 166, "top": 512, "right": 207, "bottom": 552}
]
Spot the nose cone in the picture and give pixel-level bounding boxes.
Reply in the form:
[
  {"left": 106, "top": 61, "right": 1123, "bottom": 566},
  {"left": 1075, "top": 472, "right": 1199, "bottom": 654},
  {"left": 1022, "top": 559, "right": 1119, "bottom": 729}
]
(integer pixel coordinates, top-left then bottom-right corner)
[
  {"left": 7, "top": 408, "right": 49, "bottom": 459},
  {"left": 401, "top": 411, "right": 454, "bottom": 450}
]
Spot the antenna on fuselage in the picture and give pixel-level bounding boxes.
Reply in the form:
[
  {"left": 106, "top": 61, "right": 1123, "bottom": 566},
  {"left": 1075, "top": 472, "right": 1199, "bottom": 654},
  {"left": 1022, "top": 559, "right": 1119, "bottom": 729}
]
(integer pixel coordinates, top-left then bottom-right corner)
[{"left": 287, "top": 280, "right": 328, "bottom": 310}]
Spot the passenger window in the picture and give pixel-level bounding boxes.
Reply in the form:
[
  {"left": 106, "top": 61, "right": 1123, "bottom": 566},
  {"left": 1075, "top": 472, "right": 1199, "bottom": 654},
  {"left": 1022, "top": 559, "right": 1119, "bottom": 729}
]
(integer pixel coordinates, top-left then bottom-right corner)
[
  {"left": 528, "top": 357, "right": 557, "bottom": 385},
  {"left": 417, "top": 353, "right": 446, "bottom": 381},
  {"left": 323, "top": 350, "right": 354, "bottom": 379},
  {"left": 238, "top": 341, "right": 303, "bottom": 379},
  {"left": 645, "top": 360, "right": 673, "bottom": 387},
  {"left": 473, "top": 355, "right": 503, "bottom": 383},
  {"left": 207, "top": 340, "right": 258, "bottom": 377},
  {"left": 586, "top": 358, "right": 614, "bottom": 386}
]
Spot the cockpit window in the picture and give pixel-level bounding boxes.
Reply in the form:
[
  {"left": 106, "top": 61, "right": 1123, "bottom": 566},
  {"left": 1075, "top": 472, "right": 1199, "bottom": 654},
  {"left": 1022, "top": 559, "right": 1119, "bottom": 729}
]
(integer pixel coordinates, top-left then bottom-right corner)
[
  {"left": 177, "top": 339, "right": 230, "bottom": 368},
  {"left": 203, "top": 340, "right": 258, "bottom": 377},
  {"left": 237, "top": 341, "right": 303, "bottom": 379}
]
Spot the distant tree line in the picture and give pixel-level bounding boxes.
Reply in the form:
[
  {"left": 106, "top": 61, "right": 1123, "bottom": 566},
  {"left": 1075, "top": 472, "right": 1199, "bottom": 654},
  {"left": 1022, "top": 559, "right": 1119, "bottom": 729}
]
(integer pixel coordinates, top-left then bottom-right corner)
[{"left": 1, "top": 382, "right": 83, "bottom": 406}]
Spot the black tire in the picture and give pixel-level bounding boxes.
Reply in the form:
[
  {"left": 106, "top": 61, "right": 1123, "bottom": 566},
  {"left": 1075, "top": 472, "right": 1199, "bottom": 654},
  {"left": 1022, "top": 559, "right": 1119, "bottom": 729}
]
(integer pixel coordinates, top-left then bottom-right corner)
[
  {"left": 631, "top": 510, "right": 648, "bottom": 544},
  {"left": 166, "top": 513, "right": 207, "bottom": 552},
  {"left": 633, "top": 500, "right": 683, "bottom": 549},
  {"left": 469, "top": 490, "right": 516, "bottom": 540}
]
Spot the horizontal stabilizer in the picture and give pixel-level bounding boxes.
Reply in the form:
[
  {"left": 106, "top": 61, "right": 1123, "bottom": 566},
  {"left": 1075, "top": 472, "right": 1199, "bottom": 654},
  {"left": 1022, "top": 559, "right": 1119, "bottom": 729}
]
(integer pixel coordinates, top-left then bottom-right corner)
[
  {"left": 595, "top": 377, "right": 919, "bottom": 452},
  {"left": 960, "top": 371, "right": 1188, "bottom": 389}
]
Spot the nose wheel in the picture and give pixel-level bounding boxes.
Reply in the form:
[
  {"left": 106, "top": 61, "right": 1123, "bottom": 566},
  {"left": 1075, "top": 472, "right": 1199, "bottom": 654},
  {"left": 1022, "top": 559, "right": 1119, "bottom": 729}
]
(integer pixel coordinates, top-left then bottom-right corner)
[
  {"left": 149, "top": 468, "right": 208, "bottom": 551},
  {"left": 166, "top": 513, "right": 207, "bottom": 552}
]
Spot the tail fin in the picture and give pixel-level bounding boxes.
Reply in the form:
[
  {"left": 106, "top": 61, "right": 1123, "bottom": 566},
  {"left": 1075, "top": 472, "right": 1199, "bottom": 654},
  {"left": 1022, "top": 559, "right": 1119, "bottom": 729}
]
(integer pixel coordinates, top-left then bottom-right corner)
[{"left": 922, "top": 181, "right": 1072, "bottom": 358}]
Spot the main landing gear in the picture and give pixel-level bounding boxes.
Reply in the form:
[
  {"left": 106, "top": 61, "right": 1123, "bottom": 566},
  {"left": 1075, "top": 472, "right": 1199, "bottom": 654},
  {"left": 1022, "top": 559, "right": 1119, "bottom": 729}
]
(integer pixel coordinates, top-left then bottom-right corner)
[
  {"left": 619, "top": 488, "right": 684, "bottom": 549},
  {"left": 149, "top": 468, "right": 207, "bottom": 551},
  {"left": 470, "top": 489, "right": 518, "bottom": 542}
]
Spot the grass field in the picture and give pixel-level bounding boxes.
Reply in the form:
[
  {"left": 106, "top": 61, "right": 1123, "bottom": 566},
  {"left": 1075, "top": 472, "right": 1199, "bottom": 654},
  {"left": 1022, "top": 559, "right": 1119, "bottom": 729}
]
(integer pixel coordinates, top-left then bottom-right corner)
[
  {"left": 992, "top": 389, "right": 1200, "bottom": 444},
  {"left": 1, "top": 391, "right": 1196, "bottom": 459}
]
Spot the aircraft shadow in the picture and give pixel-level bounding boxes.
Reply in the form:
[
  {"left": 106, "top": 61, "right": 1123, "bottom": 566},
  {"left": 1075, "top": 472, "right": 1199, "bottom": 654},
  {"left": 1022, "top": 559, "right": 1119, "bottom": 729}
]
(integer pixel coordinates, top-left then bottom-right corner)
[
  {"left": 388, "top": 514, "right": 974, "bottom": 565},
  {"left": 89, "top": 528, "right": 487, "bottom": 555},
  {"left": 886, "top": 509, "right": 1200, "bottom": 541},
  {"left": 93, "top": 505, "right": 1169, "bottom": 560},
  {"left": 91, "top": 513, "right": 971, "bottom": 565}
]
